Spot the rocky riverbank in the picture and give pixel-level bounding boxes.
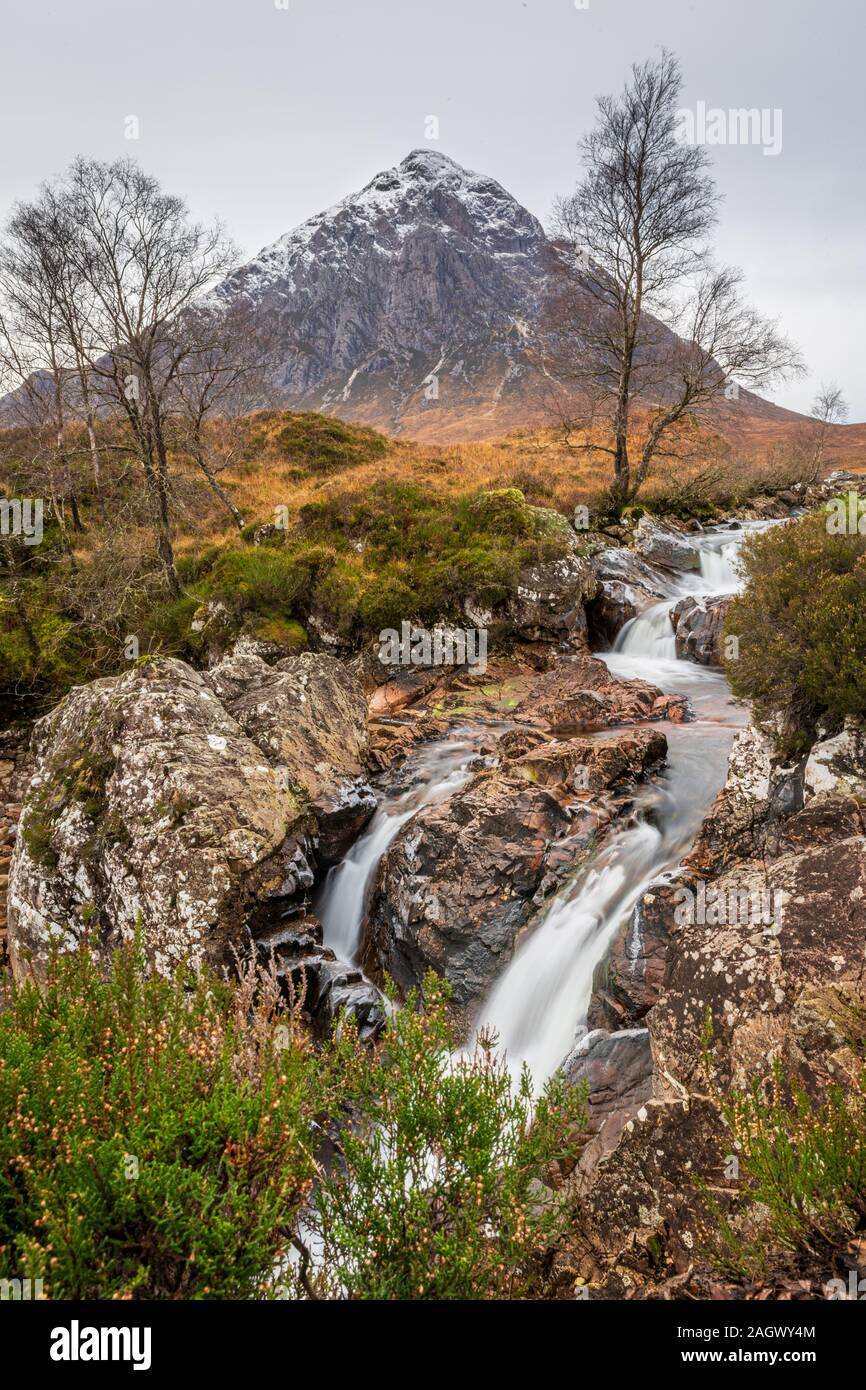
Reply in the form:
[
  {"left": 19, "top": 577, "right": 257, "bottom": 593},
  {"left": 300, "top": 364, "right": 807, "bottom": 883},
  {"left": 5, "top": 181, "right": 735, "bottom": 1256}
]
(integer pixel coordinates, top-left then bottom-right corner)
[{"left": 2, "top": 468, "right": 865, "bottom": 1300}]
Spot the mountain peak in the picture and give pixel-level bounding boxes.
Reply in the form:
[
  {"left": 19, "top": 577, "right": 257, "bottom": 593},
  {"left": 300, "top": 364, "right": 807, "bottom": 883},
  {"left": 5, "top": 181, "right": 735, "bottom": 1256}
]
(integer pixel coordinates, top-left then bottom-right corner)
[
  {"left": 217, "top": 151, "right": 554, "bottom": 440},
  {"left": 397, "top": 148, "right": 478, "bottom": 178}
]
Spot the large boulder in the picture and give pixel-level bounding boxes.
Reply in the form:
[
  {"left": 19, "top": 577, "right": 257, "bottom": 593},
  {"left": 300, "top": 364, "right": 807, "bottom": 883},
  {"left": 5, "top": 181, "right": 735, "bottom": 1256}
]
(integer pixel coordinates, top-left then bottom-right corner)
[
  {"left": 505, "top": 543, "right": 599, "bottom": 646},
  {"left": 670, "top": 593, "right": 733, "bottom": 666},
  {"left": 7, "top": 652, "right": 373, "bottom": 981},
  {"left": 632, "top": 515, "right": 700, "bottom": 571},
  {"left": 208, "top": 648, "right": 375, "bottom": 862}
]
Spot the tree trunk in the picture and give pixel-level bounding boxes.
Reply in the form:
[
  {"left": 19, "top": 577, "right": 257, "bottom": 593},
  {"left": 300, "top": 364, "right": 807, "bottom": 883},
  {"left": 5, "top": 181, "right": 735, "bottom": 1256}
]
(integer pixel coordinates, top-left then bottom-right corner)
[{"left": 193, "top": 449, "right": 245, "bottom": 530}]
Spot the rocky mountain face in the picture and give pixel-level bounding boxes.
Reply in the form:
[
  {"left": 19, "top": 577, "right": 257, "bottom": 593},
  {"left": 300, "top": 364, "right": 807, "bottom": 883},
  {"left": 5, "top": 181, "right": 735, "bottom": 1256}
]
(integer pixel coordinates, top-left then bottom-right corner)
[
  {"left": 218, "top": 149, "right": 559, "bottom": 442},
  {"left": 217, "top": 148, "right": 809, "bottom": 444}
]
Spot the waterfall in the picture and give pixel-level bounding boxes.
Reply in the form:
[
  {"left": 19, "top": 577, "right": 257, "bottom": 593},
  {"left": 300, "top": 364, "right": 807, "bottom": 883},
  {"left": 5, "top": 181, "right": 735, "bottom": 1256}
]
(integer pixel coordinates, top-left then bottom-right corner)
[
  {"left": 472, "top": 522, "right": 768, "bottom": 1087},
  {"left": 614, "top": 599, "right": 678, "bottom": 661},
  {"left": 698, "top": 530, "right": 746, "bottom": 593},
  {"left": 316, "top": 732, "right": 484, "bottom": 961}
]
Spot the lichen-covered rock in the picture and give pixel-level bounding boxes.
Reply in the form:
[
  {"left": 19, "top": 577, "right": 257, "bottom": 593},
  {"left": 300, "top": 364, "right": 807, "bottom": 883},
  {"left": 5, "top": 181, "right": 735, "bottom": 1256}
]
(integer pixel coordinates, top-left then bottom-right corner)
[
  {"left": 208, "top": 648, "right": 375, "bottom": 862},
  {"left": 560, "top": 716, "right": 866, "bottom": 1295},
  {"left": 505, "top": 527, "right": 599, "bottom": 646},
  {"left": 804, "top": 721, "right": 866, "bottom": 801},
  {"left": 7, "top": 659, "right": 312, "bottom": 982},
  {"left": 650, "top": 796, "right": 866, "bottom": 1096},
  {"left": 7, "top": 651, "right": 375, "bottom": 981}
]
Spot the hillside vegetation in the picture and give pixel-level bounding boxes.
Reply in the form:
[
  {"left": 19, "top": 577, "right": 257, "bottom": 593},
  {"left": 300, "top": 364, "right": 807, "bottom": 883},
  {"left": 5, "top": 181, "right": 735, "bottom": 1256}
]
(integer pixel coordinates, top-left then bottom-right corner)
[{"left": 0, "top": 407, "right": 843, "bottom": 704}]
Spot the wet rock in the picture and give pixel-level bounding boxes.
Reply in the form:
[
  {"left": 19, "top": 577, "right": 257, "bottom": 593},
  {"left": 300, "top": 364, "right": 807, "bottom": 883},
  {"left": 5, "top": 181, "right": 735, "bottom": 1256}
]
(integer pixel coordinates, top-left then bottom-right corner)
[
  {"left": 367, "top": 668, "right": 446, "bottom": 717},
  {"left": 365, "top": 712, "right": 451, "bottom": 769},
  {"left": 561, "top": 1027, "right": 654, "bottom": 1153},
  {"left": 361, "top": 770, "right": 575, "bottom": 1007},
  {"left": 670, "top": 593, "right": 733, "bottom": 666},
  {"left": 588, "top": 878, "right": 683, "bottom": 1029},
  {"left": 586, "top": 548, "right": 670, "bottom": 646},
  {"left": 524, "top": 653, "right": 689, "bottom": 730},
  {"left": 362, "top": 727, "right": 667, "bottom": 1009},
  {"left": 633, "top": 515, "right": 700, "bottom": 572},
  {"left": 253, "top": 915, "right": 385, "bottom": 1043},
  {"left": 688, "top": 723, "right": 774, "bottom": 873}
]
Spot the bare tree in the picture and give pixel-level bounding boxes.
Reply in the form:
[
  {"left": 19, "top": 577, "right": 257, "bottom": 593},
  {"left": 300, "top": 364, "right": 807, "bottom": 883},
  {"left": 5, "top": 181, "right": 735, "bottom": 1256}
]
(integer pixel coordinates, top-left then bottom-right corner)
[
  {"left": 56, "top": 158, "right": 238, "bottom": 595},
  {"left": 168, "top": 301, "right": 274, "bottom": 531},
  {"left": 544, "top": 51, "right": 803, "bottom": 509},
  {"left": 805, "top": 382, "right": 848, "bottom": 483},
  {"left": 0, "top": 230, "right": 87, "bottom": 551},
  {"left": 0, "top": 189, "right": 108, "bottom": 503}
]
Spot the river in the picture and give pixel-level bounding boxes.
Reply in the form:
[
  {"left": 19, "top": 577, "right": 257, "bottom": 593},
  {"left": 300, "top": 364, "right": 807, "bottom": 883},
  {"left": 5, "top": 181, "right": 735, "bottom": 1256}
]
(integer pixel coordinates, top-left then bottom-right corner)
[{"left": 318, "top": 523, "right": 765, "bottom": 1086}]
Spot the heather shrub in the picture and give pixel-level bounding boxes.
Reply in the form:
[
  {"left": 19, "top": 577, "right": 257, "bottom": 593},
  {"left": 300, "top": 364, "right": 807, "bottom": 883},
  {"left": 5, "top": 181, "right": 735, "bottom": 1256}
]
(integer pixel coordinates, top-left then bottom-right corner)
[
  {"left": 310, "top": 973, "right": 586, "bottom": 1300},
  {"left": 0, "top": 940, "right": 324, "bottom": 1300},
  {"left": 724, "top": 510, "right": 866, "bottom": 753},
  {"left": 708, "top": 1063, "right": 866, "bottom": 1279}
]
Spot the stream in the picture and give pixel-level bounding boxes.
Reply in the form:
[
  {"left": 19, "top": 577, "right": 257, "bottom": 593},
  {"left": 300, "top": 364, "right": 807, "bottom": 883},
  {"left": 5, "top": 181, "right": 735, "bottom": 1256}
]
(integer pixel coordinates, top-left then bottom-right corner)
[{"left": 317, "top": 523, "right": 767, "bottom": 1086}]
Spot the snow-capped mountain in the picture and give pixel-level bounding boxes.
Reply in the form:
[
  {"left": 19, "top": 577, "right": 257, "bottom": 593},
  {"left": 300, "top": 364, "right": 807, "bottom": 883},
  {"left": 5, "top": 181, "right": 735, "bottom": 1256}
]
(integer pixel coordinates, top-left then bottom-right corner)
[{"left": 218, "top": 150, "right": 560, "bottom": 441}]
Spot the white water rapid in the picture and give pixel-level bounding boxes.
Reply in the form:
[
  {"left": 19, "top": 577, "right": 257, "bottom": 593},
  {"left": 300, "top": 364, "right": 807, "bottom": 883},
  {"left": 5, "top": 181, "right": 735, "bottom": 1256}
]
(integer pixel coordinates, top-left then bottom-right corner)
[
  {"left": 473, "top": 521, "right": 767, "bottom": 1086},
  {"left": 316, "top": 731, "right": 488, "bottom": 961}
]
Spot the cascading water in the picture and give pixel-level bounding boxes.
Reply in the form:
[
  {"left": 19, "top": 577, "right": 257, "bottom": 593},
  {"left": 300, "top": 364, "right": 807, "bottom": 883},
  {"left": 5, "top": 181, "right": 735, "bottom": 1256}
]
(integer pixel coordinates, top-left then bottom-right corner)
[
  {"left": 473, "top": 521, "right": 769, "bottom": 1086},
  {"left": 316, "top": 731, "right": 487, "bottom": 961},
  {"left": 612, "top": 525, "right": 748, "bottom": 666}
]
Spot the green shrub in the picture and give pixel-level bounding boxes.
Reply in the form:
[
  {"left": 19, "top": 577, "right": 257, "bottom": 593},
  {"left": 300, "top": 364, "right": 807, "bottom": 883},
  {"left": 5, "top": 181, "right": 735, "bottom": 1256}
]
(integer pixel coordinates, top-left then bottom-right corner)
[
  {"left": 724, "top": 511, "right": 866, "bottom": 753},
  {"left": 275, "top": 413, "right": 387, "bottom": 473},
  {"left": 708, "top": 1063, "right": 866, "bottom": 1278},
  {"left": 357, "top": 573, "right": 421, "bottom": 633},
  {"left": 0, "top": 583, "right": 92, "bottom": 693},
  {"left": 0, "top": 940, "right": 324, "bottom": 1300},
  {"left": 310, "top": 973, "right": 586, "bottom": 1300}
]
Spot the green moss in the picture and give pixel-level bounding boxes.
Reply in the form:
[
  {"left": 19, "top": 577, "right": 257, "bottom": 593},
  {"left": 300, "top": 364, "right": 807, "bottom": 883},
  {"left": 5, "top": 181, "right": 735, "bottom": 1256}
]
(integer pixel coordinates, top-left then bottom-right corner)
[{"left": 20, "top": 804, "right": 59, "bottom": 869}]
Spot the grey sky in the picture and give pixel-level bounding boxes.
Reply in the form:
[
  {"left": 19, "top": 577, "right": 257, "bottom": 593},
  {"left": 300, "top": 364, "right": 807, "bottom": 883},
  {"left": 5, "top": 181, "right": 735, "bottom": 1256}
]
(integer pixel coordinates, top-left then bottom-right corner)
[{"left": 2, "top": 0, "right": 862, "bottom": 417}]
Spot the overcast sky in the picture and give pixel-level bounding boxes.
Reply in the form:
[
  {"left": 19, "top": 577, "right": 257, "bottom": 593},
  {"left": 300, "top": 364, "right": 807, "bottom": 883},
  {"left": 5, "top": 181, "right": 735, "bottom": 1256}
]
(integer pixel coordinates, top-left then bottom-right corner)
[{"left": 2, "top": 0, "right": 862, "bottom": 417}]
